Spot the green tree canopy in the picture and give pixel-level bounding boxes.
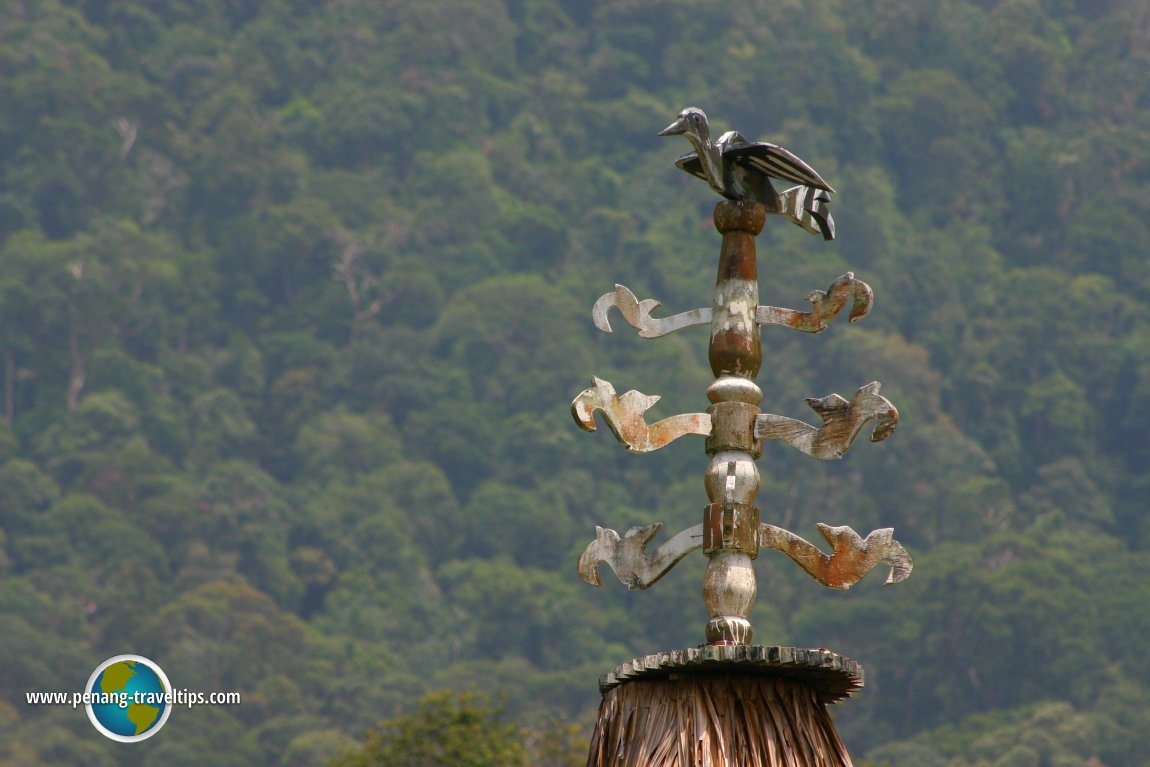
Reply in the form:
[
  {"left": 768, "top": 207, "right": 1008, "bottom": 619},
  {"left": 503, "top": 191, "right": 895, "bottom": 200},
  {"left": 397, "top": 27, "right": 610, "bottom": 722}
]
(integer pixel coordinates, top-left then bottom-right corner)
[{"left": 333, "top": 691, "right": 527, "bottom": 767}]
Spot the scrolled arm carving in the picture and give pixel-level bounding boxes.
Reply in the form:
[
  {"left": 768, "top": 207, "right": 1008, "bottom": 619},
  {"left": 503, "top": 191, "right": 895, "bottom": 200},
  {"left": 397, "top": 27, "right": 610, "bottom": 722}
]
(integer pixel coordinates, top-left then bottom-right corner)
[
  {"left": 757, "top": 272, "right": 873, "bottom": 333},
  {"left": 760, "top": 522, "right": 912, "bottom": 589},
  {"left": 578, "top": 523, "right": 704, "bottom": 589},
  {"left": 755, "top": 381, "right": 898, "bottom": 460},
  {"left": 592, "top": 284, "right": 711, "bottom": 338},
  {"left": 572, "top": 377, "right": 711, "bottom": 453}
]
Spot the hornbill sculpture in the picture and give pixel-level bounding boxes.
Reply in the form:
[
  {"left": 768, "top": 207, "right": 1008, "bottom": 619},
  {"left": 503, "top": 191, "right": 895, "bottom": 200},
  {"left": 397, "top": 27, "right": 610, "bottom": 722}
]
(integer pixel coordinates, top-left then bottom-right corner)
[{"left": 660, "top": 107, "right": 836, "bottom": 240}]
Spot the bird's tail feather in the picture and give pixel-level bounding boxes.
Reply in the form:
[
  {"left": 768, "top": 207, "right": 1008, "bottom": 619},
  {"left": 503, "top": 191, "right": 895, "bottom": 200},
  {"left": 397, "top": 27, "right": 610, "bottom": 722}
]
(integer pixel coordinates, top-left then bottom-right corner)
[{"left": 777, "top": 185, "right": 835, "bottom": 241}]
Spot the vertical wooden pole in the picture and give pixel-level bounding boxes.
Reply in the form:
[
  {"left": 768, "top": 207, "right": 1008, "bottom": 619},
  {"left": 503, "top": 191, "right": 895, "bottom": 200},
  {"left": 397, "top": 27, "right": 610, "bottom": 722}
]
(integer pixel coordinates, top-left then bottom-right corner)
[{"left": 702, "top": 200, "right": 765, "bottom": 645}]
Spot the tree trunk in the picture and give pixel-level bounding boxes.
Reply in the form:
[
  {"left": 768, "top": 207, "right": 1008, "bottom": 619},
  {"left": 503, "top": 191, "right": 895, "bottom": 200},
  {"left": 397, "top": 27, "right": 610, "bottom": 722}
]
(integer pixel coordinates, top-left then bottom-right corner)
[
  {"left": 67, "top": 324, "right": 87, "bottom": 411},
  {"left": 3, "top": 348, "right": 13, "bottom": 425}
]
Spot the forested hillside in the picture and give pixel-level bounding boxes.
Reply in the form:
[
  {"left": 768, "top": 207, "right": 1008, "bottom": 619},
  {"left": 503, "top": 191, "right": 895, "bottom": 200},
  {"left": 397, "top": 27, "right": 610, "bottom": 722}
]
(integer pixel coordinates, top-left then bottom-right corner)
[{"left": 1, "top": 1, "right": 1149, "bottom": 765}]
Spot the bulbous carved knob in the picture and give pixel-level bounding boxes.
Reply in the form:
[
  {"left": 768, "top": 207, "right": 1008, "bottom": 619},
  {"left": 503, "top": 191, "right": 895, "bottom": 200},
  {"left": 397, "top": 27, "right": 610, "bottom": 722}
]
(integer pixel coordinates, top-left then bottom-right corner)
[{"left": 713, "top": 200, "right": 766, "bottom": 235}]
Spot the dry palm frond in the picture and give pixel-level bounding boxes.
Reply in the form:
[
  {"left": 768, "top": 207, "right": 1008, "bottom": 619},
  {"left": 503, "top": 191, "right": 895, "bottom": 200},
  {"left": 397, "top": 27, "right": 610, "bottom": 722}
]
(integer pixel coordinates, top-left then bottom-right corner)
[{"left": 587, "top": 673, "right": 852, "bottom": 767}]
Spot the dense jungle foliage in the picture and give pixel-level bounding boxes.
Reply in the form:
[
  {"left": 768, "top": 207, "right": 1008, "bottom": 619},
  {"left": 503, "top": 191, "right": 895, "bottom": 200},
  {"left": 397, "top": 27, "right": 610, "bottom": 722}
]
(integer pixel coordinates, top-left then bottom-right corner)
[{"left": 1, "top": 0, "right": 1149, "bottom": 764}]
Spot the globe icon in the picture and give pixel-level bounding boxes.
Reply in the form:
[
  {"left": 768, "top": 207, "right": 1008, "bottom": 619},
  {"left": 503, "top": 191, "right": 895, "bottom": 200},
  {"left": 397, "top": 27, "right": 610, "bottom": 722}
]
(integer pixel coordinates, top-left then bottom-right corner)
[{"left": 85, "top": 655, "right": 172, "bottom": 742}]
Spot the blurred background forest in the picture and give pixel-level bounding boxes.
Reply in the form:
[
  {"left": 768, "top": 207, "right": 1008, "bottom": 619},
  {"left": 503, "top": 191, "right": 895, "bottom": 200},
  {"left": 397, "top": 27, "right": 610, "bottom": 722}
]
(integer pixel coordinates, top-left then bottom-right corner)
[{"left": 1, "top": 0, "right": 1149, "bottom": 765}]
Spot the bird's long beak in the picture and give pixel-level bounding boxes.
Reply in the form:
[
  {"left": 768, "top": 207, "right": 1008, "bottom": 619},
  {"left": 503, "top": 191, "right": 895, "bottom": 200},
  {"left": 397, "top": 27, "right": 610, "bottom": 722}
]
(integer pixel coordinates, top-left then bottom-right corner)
[{"left": 658, "top": 117, "right": 688, "bottom": 137}]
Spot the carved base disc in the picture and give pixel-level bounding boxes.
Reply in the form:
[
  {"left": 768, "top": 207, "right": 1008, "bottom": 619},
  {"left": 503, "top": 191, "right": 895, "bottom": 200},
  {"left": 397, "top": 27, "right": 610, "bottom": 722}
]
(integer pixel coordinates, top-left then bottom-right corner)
[{"left": 598, "top": 645, "right": 863, "bottom": 703}]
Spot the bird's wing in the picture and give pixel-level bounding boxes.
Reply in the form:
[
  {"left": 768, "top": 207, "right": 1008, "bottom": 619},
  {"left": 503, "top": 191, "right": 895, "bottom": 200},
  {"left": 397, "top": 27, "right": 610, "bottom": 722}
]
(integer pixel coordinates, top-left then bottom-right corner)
[
  {"left": 724, "top": 142, "right": 836, "bottom": 194},
  {"left": 675, "top": 133, "right": 751, "bottom": 179},
  {"left": 673, "top": 152, "right": 709, "bottom": 183},
  {"left": 715, "top": 130, "right": 751, "bottom": 150}
]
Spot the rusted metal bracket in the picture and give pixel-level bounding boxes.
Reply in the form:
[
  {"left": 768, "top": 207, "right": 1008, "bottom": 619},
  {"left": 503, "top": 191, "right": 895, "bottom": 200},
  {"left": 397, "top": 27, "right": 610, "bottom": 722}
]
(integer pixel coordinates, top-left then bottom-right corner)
[
  {"left": 760, "top": 522, "right": 912, "bottom": 589},
  {"left": 756, "top": 272, "right": 873, "bottom": 333},
  {"left": 571, "top": 377, "right": 712, "bottom": 453},
  {"left": 754, "top": 381, "right": 898, "bottom": 460},
  {"left": 592, "top": 284, "right": 710, "bottom": 338},
  {"left": 578, "top": 523, "right": 704, "bottom": 589}
]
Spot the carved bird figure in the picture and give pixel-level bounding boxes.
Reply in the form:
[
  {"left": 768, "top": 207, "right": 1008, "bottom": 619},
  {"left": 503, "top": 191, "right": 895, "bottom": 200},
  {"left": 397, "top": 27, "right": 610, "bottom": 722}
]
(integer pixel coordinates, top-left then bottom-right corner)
[{"left": 659, "top": 107, "right": 836, "bottom": 240}]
